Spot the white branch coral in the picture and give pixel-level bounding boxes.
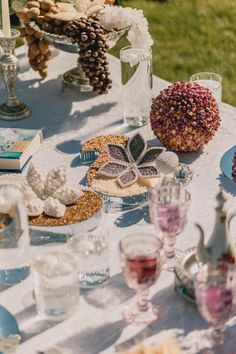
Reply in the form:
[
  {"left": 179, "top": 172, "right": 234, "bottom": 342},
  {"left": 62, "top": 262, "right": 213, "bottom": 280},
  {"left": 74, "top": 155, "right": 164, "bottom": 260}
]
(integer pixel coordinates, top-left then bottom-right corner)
[
  {"left": 23, "top": 164, "right": 83, "bottom": 218},
  {"left": 99, "top": 6, "right": 153, "bottom": 47}
]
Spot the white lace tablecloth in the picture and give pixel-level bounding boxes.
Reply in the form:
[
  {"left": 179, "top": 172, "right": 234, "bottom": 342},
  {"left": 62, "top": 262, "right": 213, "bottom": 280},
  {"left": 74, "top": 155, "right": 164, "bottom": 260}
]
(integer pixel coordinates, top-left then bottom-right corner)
[{"left": 0, "top": 46, "right": 236, "bottom": 354}]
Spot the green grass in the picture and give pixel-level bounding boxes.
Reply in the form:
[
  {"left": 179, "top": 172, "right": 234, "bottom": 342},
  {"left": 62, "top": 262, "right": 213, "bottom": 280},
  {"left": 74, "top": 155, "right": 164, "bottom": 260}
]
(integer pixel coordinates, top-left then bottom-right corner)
[{"left": 110, "top": 0, "right": 236, "bottom": 105}]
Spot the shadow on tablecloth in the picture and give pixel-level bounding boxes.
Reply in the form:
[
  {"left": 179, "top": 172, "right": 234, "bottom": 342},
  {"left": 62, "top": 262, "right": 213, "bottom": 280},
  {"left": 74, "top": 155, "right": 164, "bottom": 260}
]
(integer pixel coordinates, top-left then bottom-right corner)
[
  {"left": 217, "top": 173, "right": 236, "bottom": 197},
  {"left": 83, "top": 273, "right": 134, "bottom": 309},
  {"left": 58, "top": 319, "right": 126, "bottom": 354},
  {"left": 114, "top": 204, "right": 150, "bottom": 228}
]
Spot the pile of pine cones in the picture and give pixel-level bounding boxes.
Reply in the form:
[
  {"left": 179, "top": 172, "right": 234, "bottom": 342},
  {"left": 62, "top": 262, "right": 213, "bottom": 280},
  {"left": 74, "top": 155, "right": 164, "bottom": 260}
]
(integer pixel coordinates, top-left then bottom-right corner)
[
  {"left": 17, "top": 0, "right": 113, "bottom": 94},
  {"left": 64, "top": 18, "right": 111, "bottom": 94}
]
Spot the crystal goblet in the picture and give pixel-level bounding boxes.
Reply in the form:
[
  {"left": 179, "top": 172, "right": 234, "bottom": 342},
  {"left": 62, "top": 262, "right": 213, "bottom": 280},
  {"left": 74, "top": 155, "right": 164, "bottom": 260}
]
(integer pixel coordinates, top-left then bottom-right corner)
[
  {"left": 119, "top": 233, "right": 162, "bottom": 324},
  {"left": 194, "top": 264, "right": 236, "bottom": 348},
  {"left": 149, "top": 184, "right": 191, "bottom": 271}
]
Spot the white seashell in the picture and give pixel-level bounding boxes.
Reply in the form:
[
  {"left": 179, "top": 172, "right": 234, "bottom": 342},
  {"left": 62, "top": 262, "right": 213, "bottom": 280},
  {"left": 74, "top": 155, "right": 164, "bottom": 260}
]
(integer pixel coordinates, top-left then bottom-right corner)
[
  {"left": 53, "top": 185, "right": 82, "bottom": 206},
  {"left": 46, "top": 166, "right": 67, "bottom": 195},
  {"left": 86, "top": 4, "right": 104, "bottom": 17},
  {"left": 44, "top": 197, "right": 66, "bottom": 218},
  {"left": 87, "top": 0, "right": 105, "bottom": 8},
  {"left": 27, "top": 163, "right": 46, "bottom": 197},
  {"left": 54, "top": 12, "right": 85, "bottom": 21},
  {"left": 74, "top": 0, "right": 88, "bottom": 13},
  {"left": 156, "top": 151, "right": 179, "bottom": 175},
  {"left": 26, "top": 198, "right": 44, "bottom": 217},
  {"left": 57, "top": 3, "right": 76, "bottom": 13}
]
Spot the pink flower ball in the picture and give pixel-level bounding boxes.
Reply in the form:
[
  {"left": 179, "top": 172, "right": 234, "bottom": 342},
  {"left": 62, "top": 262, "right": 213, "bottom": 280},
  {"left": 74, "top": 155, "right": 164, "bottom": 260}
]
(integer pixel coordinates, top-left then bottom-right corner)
[{"left": 150, "top": 81, "right": 220, "bottom": 152}]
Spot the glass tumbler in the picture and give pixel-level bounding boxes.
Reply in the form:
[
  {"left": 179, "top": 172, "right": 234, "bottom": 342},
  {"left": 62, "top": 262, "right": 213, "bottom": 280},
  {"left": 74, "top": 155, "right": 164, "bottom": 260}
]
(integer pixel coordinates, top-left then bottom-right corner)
[
  {"left": 190, "top": 72, "right": 222, "bottom": 106},
  {"left": 69, "top": 227, "right": 110, "bottom": 288},
  {"left": 0, "top": 184, "right": 30, "bottom": 285},
  {"left": 32, "top": 241, "right": 79, "bottom": 320},
  {"left": 120, "top": 45, "right": 153, "bottom": 127}
]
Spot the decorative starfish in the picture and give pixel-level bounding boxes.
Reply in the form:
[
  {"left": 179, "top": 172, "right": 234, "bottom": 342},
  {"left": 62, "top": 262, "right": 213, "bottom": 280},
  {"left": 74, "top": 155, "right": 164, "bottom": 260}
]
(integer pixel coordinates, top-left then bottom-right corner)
[{"left": 97, "top": 133, "right": 165, "bottom": 187}]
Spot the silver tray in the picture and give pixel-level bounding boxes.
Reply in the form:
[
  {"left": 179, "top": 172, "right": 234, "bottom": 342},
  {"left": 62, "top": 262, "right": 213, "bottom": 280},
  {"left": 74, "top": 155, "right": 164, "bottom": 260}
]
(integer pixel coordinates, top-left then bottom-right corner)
[
  {"left": 28, "top": 21, "right": 128, "bottom": 92},
  {"left": 174, "top": 247, "right": 199, "bottom": 303},
  {"left": 29, "top": 21, "right": 127, "bottom": 53},
  {"left": 220, "top": 145, "right": 236, "bottom": 181}
]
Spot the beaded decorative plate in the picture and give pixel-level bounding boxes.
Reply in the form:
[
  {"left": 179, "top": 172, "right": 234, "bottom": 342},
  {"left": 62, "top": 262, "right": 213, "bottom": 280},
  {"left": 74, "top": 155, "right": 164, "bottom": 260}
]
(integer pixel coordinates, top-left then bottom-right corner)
[{"left": 220, "top": 145, "right": 236, "bottom": 181}]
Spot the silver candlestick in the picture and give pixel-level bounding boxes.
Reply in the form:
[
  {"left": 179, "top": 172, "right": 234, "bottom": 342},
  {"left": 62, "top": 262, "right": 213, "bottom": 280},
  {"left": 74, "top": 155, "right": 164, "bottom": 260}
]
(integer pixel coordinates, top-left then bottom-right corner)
[{"left": 0, "top": 29, "right": 31, "bottom": 120}]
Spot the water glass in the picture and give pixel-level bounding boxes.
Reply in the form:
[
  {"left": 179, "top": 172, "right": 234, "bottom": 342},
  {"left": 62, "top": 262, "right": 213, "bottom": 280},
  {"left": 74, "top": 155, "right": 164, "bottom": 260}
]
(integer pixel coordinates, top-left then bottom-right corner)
[
  {"left": 32, "top": 242, "right": 79, "bottom": 320},
  {"left": 149, "top": 184, "right": 191, "bottom": 271},
  {"left": 194, "top": 264, "right": 236, "bottom": 347},
  {"left": 69, "top": 227, "right": 110, "bottom": 288},
  {"left": 119, "top": 233, "right": 162, "bottom": 324},
  {"left": 190, "top": 72, "right": 222, "bottom": 106},
  {"left": 120, "top": 45, "right": 153, "bottom": 127},
  {"left": 0, "top": 184, "right": 30, "bottom": 285}
]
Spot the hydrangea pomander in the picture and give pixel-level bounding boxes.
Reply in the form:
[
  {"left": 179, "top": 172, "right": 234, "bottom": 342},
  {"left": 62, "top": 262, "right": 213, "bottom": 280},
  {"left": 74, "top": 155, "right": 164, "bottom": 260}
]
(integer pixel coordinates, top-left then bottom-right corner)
[{"left": 150, "top": 81, "right": 220, "bottom": 152}]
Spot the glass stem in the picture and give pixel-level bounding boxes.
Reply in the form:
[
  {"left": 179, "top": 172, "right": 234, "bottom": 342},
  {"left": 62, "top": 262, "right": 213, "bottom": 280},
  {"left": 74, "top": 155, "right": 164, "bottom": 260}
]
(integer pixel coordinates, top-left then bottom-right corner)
[
  {"left": 163, "top": 233, "right": 176, "bottom": 260},
  {"left": 211, "top": 324, "right": 225, "bottom": 345},
  {"left": 137, "top": 288, "right": 149, "bottom": 312}
]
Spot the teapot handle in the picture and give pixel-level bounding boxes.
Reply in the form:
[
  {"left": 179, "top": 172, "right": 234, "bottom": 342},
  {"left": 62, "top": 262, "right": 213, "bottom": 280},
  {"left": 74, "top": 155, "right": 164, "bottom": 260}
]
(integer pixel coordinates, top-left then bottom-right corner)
[{"left": 227, "top": 213, "right": 236, "bottom": 232}]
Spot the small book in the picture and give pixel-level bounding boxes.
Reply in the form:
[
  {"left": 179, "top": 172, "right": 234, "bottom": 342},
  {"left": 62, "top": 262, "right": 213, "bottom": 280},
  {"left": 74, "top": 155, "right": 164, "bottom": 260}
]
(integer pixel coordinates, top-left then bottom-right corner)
[{"left": 0, "top": 128, "right": 43, "bottom": 171}]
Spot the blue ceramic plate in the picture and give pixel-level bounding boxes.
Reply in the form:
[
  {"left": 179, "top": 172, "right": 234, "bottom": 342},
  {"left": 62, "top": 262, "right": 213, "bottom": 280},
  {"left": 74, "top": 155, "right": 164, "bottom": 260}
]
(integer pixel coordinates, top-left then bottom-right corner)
[
  {"left": 0, "top": 306, "right": 19, "bottom": 338},
  {"left": 220, "top": 145, "right": 236, "bottom": 180}
]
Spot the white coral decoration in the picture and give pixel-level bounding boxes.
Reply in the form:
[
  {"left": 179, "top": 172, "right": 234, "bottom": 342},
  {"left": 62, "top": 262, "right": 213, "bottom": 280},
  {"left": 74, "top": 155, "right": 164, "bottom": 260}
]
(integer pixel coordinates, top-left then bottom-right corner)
[
  {"left": 99, "top": 6, "right": 153, "bottom": 47},
  {"left": 23, "top": 164, "right": 83, "bottom": 218}
]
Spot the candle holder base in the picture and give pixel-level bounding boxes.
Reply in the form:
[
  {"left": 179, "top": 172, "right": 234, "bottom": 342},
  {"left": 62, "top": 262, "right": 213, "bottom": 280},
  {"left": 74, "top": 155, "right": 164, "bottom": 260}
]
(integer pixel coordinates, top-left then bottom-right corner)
[
  {"left": 0, "top": 101, "right": 31, "bottom": 121},
  {"left": 0, "top": 29, "right": 32, "bottom": 121}
]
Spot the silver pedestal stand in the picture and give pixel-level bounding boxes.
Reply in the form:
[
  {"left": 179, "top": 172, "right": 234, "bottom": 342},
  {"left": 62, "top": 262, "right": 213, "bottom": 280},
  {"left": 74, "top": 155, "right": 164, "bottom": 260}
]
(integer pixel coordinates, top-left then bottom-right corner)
[{"left": 0, "top": 29, "right": 31, "bottom": 120}]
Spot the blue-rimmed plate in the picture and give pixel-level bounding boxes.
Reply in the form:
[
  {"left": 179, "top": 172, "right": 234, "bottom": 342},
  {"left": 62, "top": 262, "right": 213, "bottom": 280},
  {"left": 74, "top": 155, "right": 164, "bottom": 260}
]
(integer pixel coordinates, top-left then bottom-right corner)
[{"left": 220, "top": 145, "right": 236, "bottom": 180}]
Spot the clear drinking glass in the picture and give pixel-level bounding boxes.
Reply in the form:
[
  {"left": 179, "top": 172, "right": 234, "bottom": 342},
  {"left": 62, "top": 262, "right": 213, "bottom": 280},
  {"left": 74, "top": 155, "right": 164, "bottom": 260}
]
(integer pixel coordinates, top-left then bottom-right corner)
[
  {"left": 120, "top": 45, "right": 153, "bottom": 127},
  {"left": 0, "top": 184, "right": 30, "bottom": 285},
  {"left": 69, "top": 227, "right": 110, "bottom": 288},
  {"left": 190, "top": 72, "right": 222, "bottom": 106},
  {"left": 119, "top": 233, "right": 162, "bottom": 324},
  {"left": 32, "top": 241, "right": 79, "bottom": 320},
  {"left": 149, "top": 184, "right": 191, "bottom": 271},
  {"left": 194, "top": 264, "right": 236, "bottom": 348}
]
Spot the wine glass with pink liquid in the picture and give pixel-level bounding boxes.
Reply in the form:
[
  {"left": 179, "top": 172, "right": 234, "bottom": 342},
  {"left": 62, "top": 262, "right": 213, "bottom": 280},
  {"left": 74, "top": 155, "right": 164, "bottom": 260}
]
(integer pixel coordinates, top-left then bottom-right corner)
[
  {"left": 149, "top": 184, "right": 191, "bottom": 271},
  {"left": 119, "top": 233, "right": 162, "bottom": 324},
  {"left": 194, "top": 264, "right": 236, "bottom": 349}
]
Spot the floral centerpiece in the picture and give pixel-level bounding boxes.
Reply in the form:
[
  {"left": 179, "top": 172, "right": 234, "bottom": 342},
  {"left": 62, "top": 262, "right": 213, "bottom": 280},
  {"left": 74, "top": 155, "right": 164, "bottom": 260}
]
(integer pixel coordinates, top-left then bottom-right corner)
[{"left": 12, "top": 0, "right": 153, "bottom": 94}]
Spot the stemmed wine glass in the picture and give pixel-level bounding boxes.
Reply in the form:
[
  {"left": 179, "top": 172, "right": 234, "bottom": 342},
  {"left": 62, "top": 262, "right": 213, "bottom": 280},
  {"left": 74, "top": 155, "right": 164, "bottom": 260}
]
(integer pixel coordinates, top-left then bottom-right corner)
[
  {"left": 119, "top": 233, "right": 162, "bottom": 324},
  {"left": 194, "top": 263, "right": 236, "bottom": 349},
  {"left": 149, "top": 183, "right": 191, "bottom": 271}
]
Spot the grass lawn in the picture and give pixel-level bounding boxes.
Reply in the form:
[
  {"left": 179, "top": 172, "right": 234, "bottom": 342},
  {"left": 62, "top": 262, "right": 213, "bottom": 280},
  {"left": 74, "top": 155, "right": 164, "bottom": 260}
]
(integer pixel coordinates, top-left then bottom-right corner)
[{"left": 110, "top": 0, "right": 236, "bottom": 106}]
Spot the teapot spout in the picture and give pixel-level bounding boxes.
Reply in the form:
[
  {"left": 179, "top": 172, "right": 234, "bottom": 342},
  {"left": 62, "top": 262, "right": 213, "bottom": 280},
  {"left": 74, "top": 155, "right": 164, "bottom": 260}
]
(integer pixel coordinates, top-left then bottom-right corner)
[{"left": 195, "top": 223, "right": 210, "bottom": 264}]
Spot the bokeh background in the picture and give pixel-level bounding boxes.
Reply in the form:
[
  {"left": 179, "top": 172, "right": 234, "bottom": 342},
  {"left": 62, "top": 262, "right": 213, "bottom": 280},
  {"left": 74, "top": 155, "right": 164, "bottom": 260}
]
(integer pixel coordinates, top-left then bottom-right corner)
[
  {"left": 111, "top": 0, "right": 236, "bottom": 106},
  {"left": 9, "top": 0, "right": 236, "bottom": 105}
]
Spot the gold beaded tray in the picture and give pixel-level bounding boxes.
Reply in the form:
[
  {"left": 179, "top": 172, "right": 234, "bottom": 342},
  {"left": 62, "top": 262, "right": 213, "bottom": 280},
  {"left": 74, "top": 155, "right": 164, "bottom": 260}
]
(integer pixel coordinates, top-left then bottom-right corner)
[{"left": 29, "top": 190, "right": 103, "bottom": 232}]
